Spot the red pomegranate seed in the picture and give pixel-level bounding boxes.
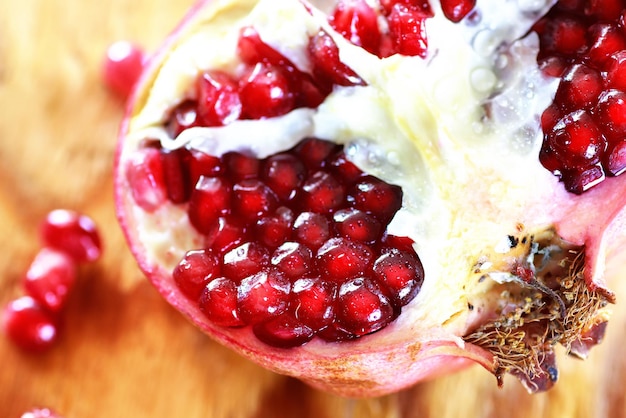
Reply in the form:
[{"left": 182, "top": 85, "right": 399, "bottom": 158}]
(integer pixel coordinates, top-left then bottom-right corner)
[
  {"left": 187, "top": 149, "right": 222, "bottom": 186},
  {"left": 125, "top": 147, "right": 168, "bottom": 212},
  {"left": 335, "top": 276, "right": 395, "bottom": 336},
  {"left": 316, "top": 237, "right": 374, "bottom": 281},
  {"left": 291, "top": 277, "right": 337, "bottom": 331},
  {"left": 210, "top": 216, "right": 248, "bottom": 254},
  {"left": 594, "top": 90, "right": 626, "bottom": 141},
  {"left": 295, "top": 137, "right": 340, "bottom": 169},
  {"left": 2, "top": 296, "right": 58, "bottom": 352},
  {"left": 562, "top": 164, "right": 605, "bottom": 194},
  {"left": 20, "top": 408, "right": 63, "bottom": 418},
  {"left": 160, "top": 148, "right": 191, "bottom": 204},
  {"left": 301, "top": 171, "right": 345, "bottom": 213},
  {"left": 293, "top": 212, "right": 331, "bottom": 249},
  {"left": 188, "top": 176, "right": 232, "bottom": 234},
  {"left": 237, "top": 26, "right": 292, "bottom": 67},
  {"left": 544, "top": 110, "right": 605, "bottom": 170},
  {"left": 239, "top": 62, "right": 296, "bottom": 119},
  {"left": 373, "top": 249, "right": 424, "bottom": 305},
  {"left": 237, "top": 269, "right": 291, "bottom": 324},
  {"left": 271, "top": 242, "right": 313, "bottom": 278},
  {"left": 308, "top": 30, "right": 366, "bottom": 87},
  {"left": 333, "top": 208, "right": 382, "bottom": 243},
  {"left": 252, "top": 312, "right": 314, "bottom": 348},
  {"left": 222, "top": 242, "right": 270, "bottom": 282},
  {"left": 606, "top": 51, "right": 626, "bottom": 91},
  {"left": 587, "top": 23, "right": 626, "bottom": 70},
  {"left": 380, "top": 0, "right": 433, "bottom": 16},
  {"left": 329, "top": 0, "right": 382, "bottom": 55},
  {"left": 606, "top": 140, "right": 626, "bottom": 175},
  {"left": 553, "top": 64, "right": 603, "bottom": 111},
  {"left": 103, "top": 40, "right": 145, "bottom": 100},
  {"left": 199, "top": 277, "right": 244, "bottom": 327},
  {"left": 440, "top": 0, "right": 476, "bottom": 23},
  {"left": 167, "top": 100, "right": 200, "bottom": 137},
  {"left": 585, "top": 0, "right": 623, "bottom": 20},
  {"left": 349, "top": 176, "right": 403, "bottom": 222},
  {"left": 535, "top": 14, "right": 588, "bottom": 58},
  {"left": 329, "top": 152, "right": 363, "bottom": 183},
  {"left": 196, "top": 70, "right": 242, "bottom": 126},
  {"left": 262, "top": 153, "right": 306, "bottom": 200},
  {"left": 40, "top": 209, "right": 102, "bottom": 263},
  {"left": 386, "top": 4, "right": 429, "bottom": 57},
  {"left": 23, "top": 248, "right": 77, "bottom": 313},
  {"left": 223, "top": 151, "right": 260, "bottom": 180},
  {"left": 232, "top": 179, "right": 279, "bottom": 221},
  {"left": 255, "top": 209, "right": 294, "bottom": 248},
  {"left": 173, "top": 249, "right": 221, "bottom": 299}
]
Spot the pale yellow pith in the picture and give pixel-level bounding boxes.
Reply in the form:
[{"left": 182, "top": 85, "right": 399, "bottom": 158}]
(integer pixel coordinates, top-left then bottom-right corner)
[{"left": 120, "top": 0, "right": 567, "bottom": 339}]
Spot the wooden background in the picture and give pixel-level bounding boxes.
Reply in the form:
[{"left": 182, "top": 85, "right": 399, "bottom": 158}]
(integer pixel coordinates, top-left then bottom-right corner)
[{"left": 1, "top": 0, "right": 626, "bottom": 417}]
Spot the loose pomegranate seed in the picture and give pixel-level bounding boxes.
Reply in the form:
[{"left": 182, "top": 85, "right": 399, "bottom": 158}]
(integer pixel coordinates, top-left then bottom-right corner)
[
  {"left": 252, "top": 312, "right": 315, "bottom": 348},
  {"left": 239, "top": 62, "right": 296, "bottom": 119},
  {"left": 316, "top": 237, "right": 374, "bottom": 281},
  {"left": 188, "top": 176, "right": 232, "bottom": 235},
  {"left": 333, "top": 208, "right": 382, "bottom": 243},
  {"left": 126, "top": 147, "right": 168, "bottom": 212},
  {"left": 40, "top": 209, "right": 102, "bottom": 263},
  {"left": 335, "top": 276, "right": 395, "bottom": 336},
  {"left": 2, "top": 296, "right": 58, "bottom": 352},
  {"left": 291, "top": 277, "right": 337, "bottom": 331},
  {"left": 23, "top": 248, "right": 77, "bottom": 313},
  {"left": 237, "top": 269, "right": 291, "bottom": 324},
  {"left": 440, "top": 0, "right": 476, "bottom": 23},
  {"left": 308, "top": 30, "right": 366, "bottom": 87},
  {"left": 329, "top": 0, "right": 382, "bottom": 55},
  {"left": 373, "top": 248, "right": 424, "bottom": 305},
  {"left": 173, "top": 249, "right": 221, "bottom": 299},
  {"left": 103, "top": 40, "right": 145, "bottom": 99},
  {"left": 196, "top": 70, "right": 242, "bottom": 126},
  {"left": 199, "top": 278, "right": 244, "bottom": 327},
  {"left": 386, "top": 4, "right": 430, "bottom": 57},
  {"left": 271, "top": 242, "right": 314, "bottom": 278},
  {"left": 222, "top": 242, "right": 270, "bottom": 282}
]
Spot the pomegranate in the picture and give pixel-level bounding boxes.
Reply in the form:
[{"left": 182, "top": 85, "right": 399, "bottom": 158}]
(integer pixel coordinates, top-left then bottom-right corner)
[{"left": 114, "top": 0, "right": 626, "bottom": 396}]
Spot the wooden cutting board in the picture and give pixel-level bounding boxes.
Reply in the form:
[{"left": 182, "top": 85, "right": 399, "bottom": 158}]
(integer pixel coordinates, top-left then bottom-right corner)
[{"left": 1, "top": 1, "right": 626, "bottom": 417}]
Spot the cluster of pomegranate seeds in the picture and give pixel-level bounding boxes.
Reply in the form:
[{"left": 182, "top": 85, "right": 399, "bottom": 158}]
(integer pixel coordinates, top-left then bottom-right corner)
[
  {"left": 534, "top": 1, "right": 626, "bottom": 193},
  {"left": 2, "top": 210, "right": 102, "bottom": 352},
  {"left": 154, "top": 137, "right": 425, "bottom": 347},
  {"left": 328, "top": 0, "right": 476, "bottom": 58},
  {"left": 103, "top": 40, "right": 146, "bottom": 100}
]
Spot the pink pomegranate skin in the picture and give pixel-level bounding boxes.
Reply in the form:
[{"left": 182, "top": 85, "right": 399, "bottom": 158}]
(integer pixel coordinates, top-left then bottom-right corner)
[{"left": 114, "top": 0, "right": 626, "bottom": 397}]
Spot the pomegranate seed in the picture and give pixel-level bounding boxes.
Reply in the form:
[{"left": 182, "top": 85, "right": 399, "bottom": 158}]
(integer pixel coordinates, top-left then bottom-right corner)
[
  {"left": 237, "top": 26, "right": 292, "bottom": 67},
  {"left": 271, "top": 242, "right": 314, "bottom": 278},
  {"left": 187, "top": 149, "right": 222, "bottom": 186},
  {"left": 308, "top": 30, "right": 366, "bottom": 87},
  {"left": 160, "top": 148, "right": 191, "bottom": 204},
  {"left": 20, "top": 408, "right": 63, "bottom": 418},
  {"left": 606, "top": 51, "right": 626, "bottom": 91},
  {"left": 173, "top": 249, "right": 221, "bottom": 299},
  {"left": 293, "top": 212, "right": 331, "bottom": 249},
  {"left": 553, "top": 64, "right": 603, "bottom": 111},
  {"left": 333, "top": 208, "right": 382, "bottom": 243},
  {"left": 562, "top": 164, "right": 605, "bottom": 194},
  {"left": 222, "top": 242, "right": 270, "bottom": 282},
  {"left": 125, "top": 147, "right": 168, "bottom": 212},
  {"left": 237, "top": 269, "right": 291, "bottom": 324},
  {"left": 329, "top": 0, "right": 382, "bottom": 55},
  {"left": 40, "top": 209, "right": 102, "bottom": 263},
  {"left": 606, "top": 140, "right": 626, "bottom": 176},
  {"left": 232, "top": 179, "right": 279, "bottom": 221},
  {"left": 295, "top": 137, "right": 340, "bottom": 169},
  {"left": 536, "top": 14, "right": 588, "bottom": 57},
  {"left": 585, "top": 0, "right": 624, "bottom": 20},
  {"left": 594, "top": 90, "right": 626, "bottom": 141},
  {"left": 587, "top": 23, "right": 626, "bottom": 70},
  {"left": 301, "top": 171, "right": 345, "bottom": 213},
  {"left": 223, "top": 151, "right": 260, "bottom": 180},
  {"left": 23, "top": 248, "right": 77, "bottom": 313},
  {"left": 199, "top": 278, "right": 244, "bottom": 327},
  {"left": 440, "top": 0, "right": 476, "bottom": 23},
  {"left": 335, "top": 277, "right": 395, "bottom": 336},
  {"left": 329, "top": 152, "right": 363, "bottom": 183},
  {"left": 188, "top": 176, "right": 232, "bottom": 234},
  {"left": 252, "top": 312, "right": 314, "bottom": 348},
  {"left": 103, "top": 40, "right": 145, "bottom": 99},
  {"left": 291, "top": 277, "right": 337, "bottom": 331},
  {"left": 255, "top": 207, "right": 294, "bottom": 248},
  {"left": 239, "top": 62, "right": 295, "bottom": 119},
  {"left": 316, "top": 237, "right": 374, "bottom": 281},
  {"left": 349, "top": 176, "right": 403, "bottom": 222},
  {"left": 167, "top": 100, "right": 200, "bottom": 137},
  {"left": 262, "top": 153, "right": 306, "bottom": 200},
  {"left": 196, "top": 70, "right": 242, "bottom": 126},
  {"left": 380, "top": 0, "right": 433, "bottom": 16},
  {"left": 2, "top": 296, "right": 58, "bottom": 352},
  {"left": 387, "top": 4, "right": 429, "bottom": 57},
  {"left": 373, "top": 249, "right": 424, "bottom": 305},
  {"left": 210, "top": 216, "right": 248, "bottom": 253}
]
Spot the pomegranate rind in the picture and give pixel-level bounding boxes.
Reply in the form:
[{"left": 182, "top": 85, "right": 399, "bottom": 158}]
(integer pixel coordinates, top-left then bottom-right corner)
[{"left": 114, "top": 0, "right": 625, "bottom": 397}]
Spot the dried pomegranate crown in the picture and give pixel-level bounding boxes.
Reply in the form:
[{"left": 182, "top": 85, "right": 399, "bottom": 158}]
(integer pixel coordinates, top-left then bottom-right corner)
[{"left": 114, "top": 0, "right": 626, "bottom": 397}]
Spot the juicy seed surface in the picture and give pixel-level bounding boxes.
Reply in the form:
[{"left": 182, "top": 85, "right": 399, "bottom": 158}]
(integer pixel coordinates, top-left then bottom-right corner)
[{"left": 2, "top": 296, "right": 58, "bottom": 352}]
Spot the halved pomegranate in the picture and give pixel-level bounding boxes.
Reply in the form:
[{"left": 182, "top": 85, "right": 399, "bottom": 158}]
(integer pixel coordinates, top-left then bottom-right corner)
[{"left": 114, "top": 0, "right": 626, "bottom": 397}]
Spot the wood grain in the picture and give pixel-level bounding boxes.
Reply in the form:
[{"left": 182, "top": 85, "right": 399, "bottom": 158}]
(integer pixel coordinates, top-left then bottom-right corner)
[{"left": 1, "top": 1, "right": 626, "bottom": 417}]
